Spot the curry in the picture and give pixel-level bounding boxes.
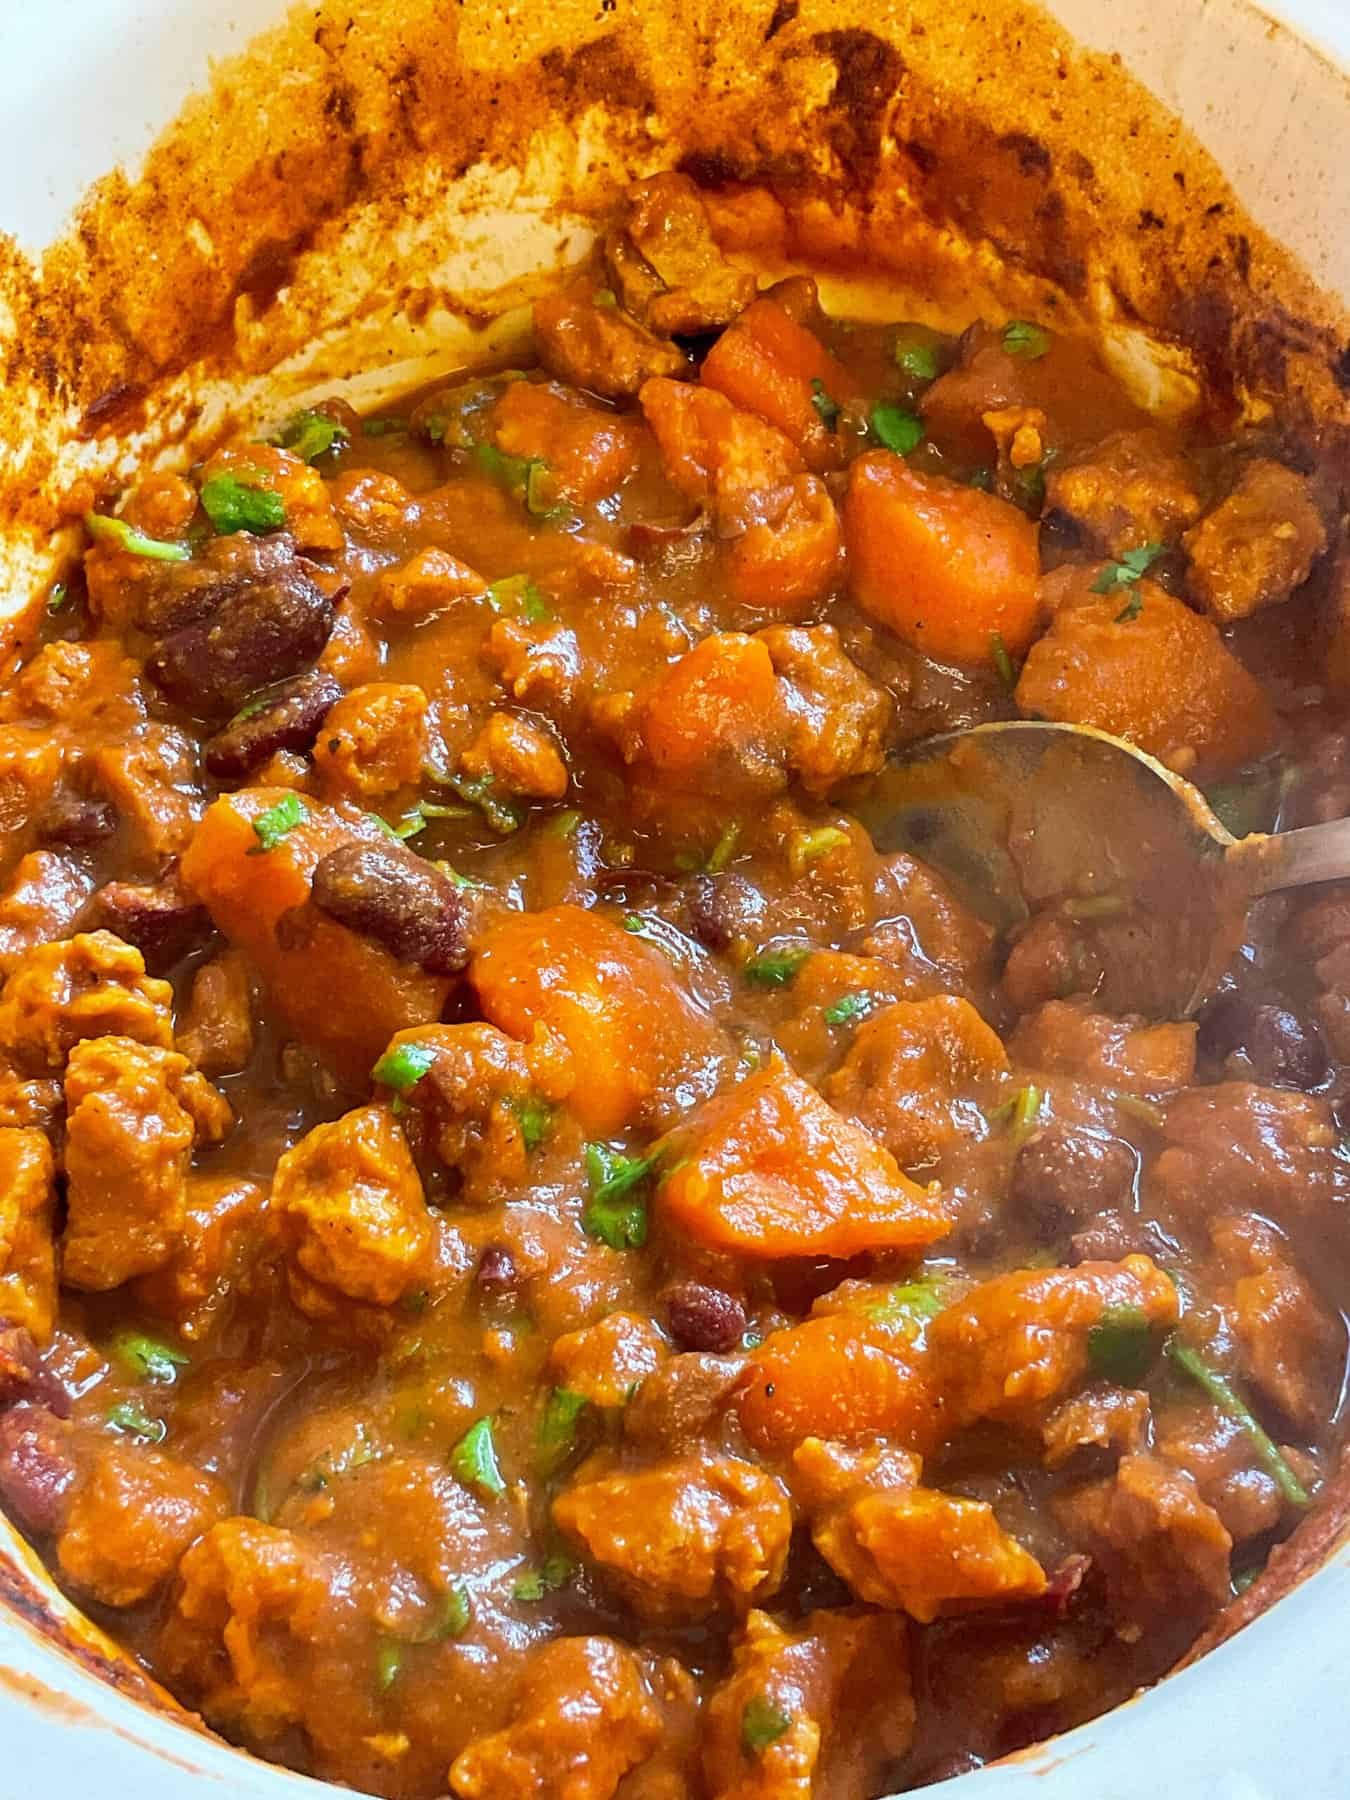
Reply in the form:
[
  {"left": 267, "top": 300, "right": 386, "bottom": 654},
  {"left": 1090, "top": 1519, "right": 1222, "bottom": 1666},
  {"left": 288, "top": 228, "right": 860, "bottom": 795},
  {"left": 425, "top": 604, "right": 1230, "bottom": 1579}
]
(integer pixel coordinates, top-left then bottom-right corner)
[{"left": 0, "top": 172, "right": 1345, "bottom": 1797}]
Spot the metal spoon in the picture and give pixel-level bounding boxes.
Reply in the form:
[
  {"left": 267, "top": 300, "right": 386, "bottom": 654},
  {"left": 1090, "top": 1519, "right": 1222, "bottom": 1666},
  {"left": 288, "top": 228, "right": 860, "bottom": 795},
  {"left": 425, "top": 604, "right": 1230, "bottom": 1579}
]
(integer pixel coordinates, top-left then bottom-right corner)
[{"left": 853, "top": 720, "right": 1350, "bottom": 1018}]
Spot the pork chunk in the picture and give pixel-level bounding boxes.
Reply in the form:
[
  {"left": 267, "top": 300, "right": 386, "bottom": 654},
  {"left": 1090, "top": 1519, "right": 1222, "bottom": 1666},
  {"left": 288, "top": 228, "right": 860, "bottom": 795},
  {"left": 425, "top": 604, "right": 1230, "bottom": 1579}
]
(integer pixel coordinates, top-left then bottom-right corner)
[
  {"left": 1045, "top": 427, "right": 1205, "bottom": 555},
  {"left": 757, "top": 623, "right": 891, "bottom": 793},
  {"left": 57, "top": 1442, "right": 228, "bottom": 1607},
  {"left": 0, "top": 1128, "right": 57, "bottom": 1342},
  {"left": 1184, "top": 458, "right": 1327, "bottom": 621},
  {"left": 0, "top": 930, "right": 174, "bottom": 1074}
]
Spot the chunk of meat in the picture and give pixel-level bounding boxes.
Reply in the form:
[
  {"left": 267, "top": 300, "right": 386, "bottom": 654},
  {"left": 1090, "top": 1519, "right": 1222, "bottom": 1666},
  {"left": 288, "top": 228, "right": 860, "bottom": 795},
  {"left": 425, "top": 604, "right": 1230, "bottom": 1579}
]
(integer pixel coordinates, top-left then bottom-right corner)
[
  {"left": 487, "top": 380, "right": 640, "bottom": 506},
  {"left": 814, "top": 1481, "right": 1046, "bottom": 1622},
  {"left": 1151, "top": 1083, "right": 1339, "bottom": 1239},
  {"left": 0, "top": 1323, "right": 67, "bottom": 1414},
  {"left": 181, "top": 790, "right": 451, "bottom": 1087},
  {"left": 370, "top": 547, "right": 487, "bottom": 625},
  {"left": 863, "top": 852, "right": 996, "bottom": 999},
  {"left": 270, "top": 1104, "right": 431, "bottom": 1317},
  {"left": 57, "top": 1442, "right": 228, "bottom": 1607},
  {"left": 624, "top": 1354, "right": 743, "bottom": 1453},
  {"left": 547, "top": 1312, "right": 667, "bottom": 1409},
  {"left": 461, "top": 711, "right": 568, "bottom": 801},
  {"left": 132, "top": 1175, "right": 266, "bottom": 1334},
  {"left": 701, "top": 297, "right": 865, "bottom": 471},
  {"left": 312, "top": 682, "right": 428, "bottom": 802},
  {"left": 660, "top": 1065, "right": 949, "bottom": 1261},
  {"left": 471, "top": 904, "right": 731, "bottom": 1136},
  {"left": 1010, "top": 1000, "right": 1197, "bottom": 1093},
  {"left": 1015, "top": 573, "right": 1277, "bottom": 776},
  {"left": 0, "top": 1129, "right": 56, "bottom": 1342},
  {"left": 844, "top": 452, "right": 1043, "bottom": 664},
  {"left": 93, "top": 871, "right": 211, "bottom": 972},
  {"left": 0, "top": 730, "right": 62, "bottom": 842},
  {"left": 1183, "top": 458, "right": 1327, "bottom": 621},
  {"left": 554, "top": 1451, "right": 791, "bottom": 1620},
  {"left": 0, "top": 1405, "right": 79, "bottom": 1536},
  {"left": 0, "top": 930, "right": 173, "bottom": 1074},
  {"left": 757, "top": 624, "right": 890, "bottom": 792},
  {"left": 1053, "top": 1452, "right": 1231, "bottom": 1626},
  {"left": 604, "top": 173, "right": 756, "bottom": 335},
  {"left": 88, "top": 725, "right": 204, "bottom": 861},
  {"left": 1045, "top": 428, "right": 1205, "bottom": 554},
  {"left": 0, "top": 852, "right": 93, "bottom": 974},
  {"left": 1041, "top": 1383, "right": 1151, "bottom": 1469},
  {"left": 1209, "top": 1214, "right": 1342, "bottom": 1436},
  {"left": 738, "top": 1315, "right": 939, "bottom": 1458},
  {"left": 824, "top": 996, "right": 1009, "bottom": 1172},
  {"left": 1154, "top": 1406, "right": 1283, "bottom": 1542},
  {"left": 621, "top": 632, "right": 788, "bottom": 797},
  {"left": 729, "top": 478, "right": 843, "bottom": 613},
  {"left": 449, "top": 1636, "right": 661, "bottom": 1800},
  {"left": 639, "top": 378, "right": 803, "bottom": 521},
  {"left": 62, "top": 1035, "right": 232, "bottom": 1291},
  {"left": 701, "top": 1609, "right": 915, "bottom": 1800},
  {"left": 1011, "top": 1123, "right": 1137, "bottom": 1243},
  {"left": 176, "top": 951, "right": 256, "bottom": 1077},
  {"left": 533, "top": 276, "right": 689, "bottom": 400},
  {"left": 929, "top": 1256, "right": 1179, "bottom": 1430}
]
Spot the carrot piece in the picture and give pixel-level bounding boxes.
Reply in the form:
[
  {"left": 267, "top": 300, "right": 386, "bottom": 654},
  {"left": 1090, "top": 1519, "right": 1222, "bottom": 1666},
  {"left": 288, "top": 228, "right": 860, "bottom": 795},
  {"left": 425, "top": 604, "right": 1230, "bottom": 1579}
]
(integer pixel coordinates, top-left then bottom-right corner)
[
  {"left": 843, "top": 451, "right": 1043, "bottom": 665},
  {"left": 727, "top": 476, "right": 842, "bottom": 611},
  {"left": 739, "top": 1314, "right": 941, "bottom": 1457},
  {"left": 701, "top": 297, "right": 864, "bottom": 470},
  {"left": 659, "top": 1065, "right": 949, "bottom": 1260},
  {"left": 180, "top": 790, "right": 449, "bottom": 1088},
  {"left": 638, "top": 377, "right": 802, "bottom": 506},
  {"left": 488, "top": 380, "right": 640, "bottom": 504}
]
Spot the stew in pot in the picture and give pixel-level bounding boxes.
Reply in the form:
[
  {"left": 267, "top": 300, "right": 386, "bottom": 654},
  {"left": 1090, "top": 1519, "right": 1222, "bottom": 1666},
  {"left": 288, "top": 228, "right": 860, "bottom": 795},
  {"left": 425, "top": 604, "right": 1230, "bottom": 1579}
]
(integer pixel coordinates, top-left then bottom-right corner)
[{"left": 0, "top": 172, "right": 1346, "bottom": 1796}]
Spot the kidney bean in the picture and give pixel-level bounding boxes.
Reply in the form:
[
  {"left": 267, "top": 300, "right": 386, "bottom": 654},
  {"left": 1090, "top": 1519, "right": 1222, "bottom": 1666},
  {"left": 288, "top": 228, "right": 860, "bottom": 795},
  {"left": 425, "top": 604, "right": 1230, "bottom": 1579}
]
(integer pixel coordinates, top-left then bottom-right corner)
[
  {"left": 475, "top": 1246, "right": 520, "bottom": 1301},
  {"left": 1204, "top": 996, "right": 1328, "bottom": 1091},
  {"left": 0, "top": 1325, "right": 69, "bottom": 1417},
  {"left": 684, "top": 873, "right": 766, "bottom": 951},
  {"left": 662, "top": 1281, "right": 747, "bottom": 1353},
  {"left": 95, "top": 872, "right": 213, "bottom": 970},
  {"left": 37, "top": 788, "right": 117, "bottom": 847},
  {"left": 1068, "top": 1210, "right": 1179, "bottom": 1266},
  {"left": 127, "top": 531, "right": 309, "bottom": 637},
  {"left": 310, "top": 842, "right": 473, "bottom": 977},
  {"left": 0, "top": 1405, "right": 78, "bottom": 1537},
  {"left": 148, "top": 563, "right": 339, "bottom": 720},
  {"left": 1010, "top": 1123, "right": 1135, "bottom": 1241},
  {"left": 204, "top": 670, "right": 344, "bottom": 779}
]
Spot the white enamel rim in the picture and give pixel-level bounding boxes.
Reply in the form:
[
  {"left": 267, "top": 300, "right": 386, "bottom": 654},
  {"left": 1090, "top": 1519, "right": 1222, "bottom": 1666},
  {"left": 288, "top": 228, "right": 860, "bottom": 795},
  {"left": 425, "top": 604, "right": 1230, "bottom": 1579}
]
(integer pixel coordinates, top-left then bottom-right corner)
[{"left": 0, "top": 1, "right": 1345, "bottom": 1794}]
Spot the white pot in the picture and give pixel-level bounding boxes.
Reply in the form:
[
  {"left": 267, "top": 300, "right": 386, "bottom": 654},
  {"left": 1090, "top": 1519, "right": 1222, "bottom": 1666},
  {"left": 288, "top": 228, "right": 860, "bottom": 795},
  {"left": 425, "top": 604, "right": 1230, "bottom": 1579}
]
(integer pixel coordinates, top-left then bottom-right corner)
[{"left": 0, "top": 1, "right": 1345, "bottom": 1794}]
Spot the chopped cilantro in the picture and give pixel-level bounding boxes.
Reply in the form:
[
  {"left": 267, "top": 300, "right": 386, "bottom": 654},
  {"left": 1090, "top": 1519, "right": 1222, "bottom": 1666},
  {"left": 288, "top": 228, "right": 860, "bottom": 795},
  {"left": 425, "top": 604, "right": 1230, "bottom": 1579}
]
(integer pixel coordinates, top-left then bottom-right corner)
[
  {"left": 372, "top": 1041, "right": 436, "bottom": 1094},
  {"left": 273, "top": 409, "right": 349, "bottom": 463},
  {"left": 199, "top": 474, "right": 287, "bottom": 536},
  {"left": 362, "top": 416, "right": 408, "bottom": 437},
  {"left": 475, "top": 442, "right": 571, "bottom": 523},
  {"left": 1091, "top": 543, "right": 1166, "bottom": 596},
  {"left": 84, "top": 512, "right": 190, "bottom": 562},
  {"left": 810, "top": 378, "right": 840, "bottom": 430},
  {"left": 511, "top": 1093, "right": 553, "bottom": 1152},
  {"left": 111, "top": 1330, "right": 189, "bottom": 1385},
  {"left": 582, "top": 1143, "right": 659, "bottom": 1250},
  {"left": 743, "top": 945, "right": 811, "bottom": 988},
  {"left": 249, "top": 792, "right": 306, "bottom": 854},
  {"left": 967, "top": 466, "right": 995, "bottom": 493},
  {"left": 449, "top": 1416, "right": 506, "bottom": 1499},
  {"left": 741, "top": 1695, "right": 792, "bottom": 1756},
  {"left": 1003, "top": 319, "right": 1052, "bottom": 359},
  {"left": 870, "top": 402, "right": 925, "bottom": 456},
  {"left": 864, "top": 1276, "right": 950, "bottom": 1330},
  {"left": 536, "top": 1387, "right": 591, "bottom": 1475},
  {"left": 789, "top": 824, "right": 849, "bottom": 872},
  {"left": 1167, "top": 1339, "right": 1310, "bottom": 1508},
  {"left": 1115, "top": 592, "right": 1144, "bottom": 623},
  {"left": 1086, "top": 1304, "right": 1156, "bottom": 1385},
  {"left": 107, "top": 1401, "right": 166, "bottom": 1443},
  {"left": 409, "top": 1583, "right": 471, "bottom": 1642},
  {"left": 706, "top": 820, "right": 741, "bottom": 872},
  {"left": 894, "top": 336, "right": 941, "bottom": 382},
  {"left": 986, "top": 1083, "right": 1043, "bottom": 1147},
  {"left": 444, "top": 771, "right": 524, "bottom": 835},
  {"left": 46, "top": 582, "right": 69, "bottom": 613},
  {"left": 549, "top": 808, "right": 584, "bottom": 839},
  {"left": 375, "top": 1640, "right": 403, "bottom": 1692},
  {"left": 486, "top": 574, "right": 553, "bottom": 622},
  {"left": 1013, "top": 459, "right": 1049, "bottom": 510},
  {"left": 823, "top": 990, "right": 880, "bottom": 1027},
  {"left": 989, "top": 631, "right": 1018, "bottom": 692},
  {"left": 513, "top": 1552, "right": 576, "bottom": 1600}
]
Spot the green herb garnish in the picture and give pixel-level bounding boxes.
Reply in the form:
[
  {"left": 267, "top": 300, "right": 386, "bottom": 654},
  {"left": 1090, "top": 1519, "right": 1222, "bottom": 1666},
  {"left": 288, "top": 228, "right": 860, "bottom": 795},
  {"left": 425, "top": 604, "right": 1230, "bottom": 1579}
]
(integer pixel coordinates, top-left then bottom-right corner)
[
  {"left": 582, "top": 1143, "right": 659, "bottom": 1250},
  {"left": 248, "top": 792, "right": 306, "bottom": 854},
  {"left": 511, "top": 1093, "right": 553, "bottom": 1153},
  {"left": 536, "top": 1387, "right": 591, "bottom": 1476},
  {"left": 1003, "top": 319, "right": 1052, "bottom": 359},
  {"left": 707, "top": 821, "right": 741, "bottom": 873},
  {"left": 107, "top": 1401, "right": 166, "bottom": 1443},
  {"left": 362, "top": 416, "right": 409, "bottom": 437},
  {"left": 986, "top": 1083, "right": 1043, "bottom": 1147},
  {"left": 742, "top": 1695, "right": 792, "bottom": 1757},
  {"left": 989, "top": 632, "right": 1018, "bottom": 692},
  {"left": 823, "top": 990, "right": 880, "bottom": 1027},
  {"left": 1087, "top": 1304, "right": 1157, "bottom": 1385},
  {"left": 864, "top": 1276, "right": 950, "bottom": 1330},
  {"left": 111, "top": 1330, "right": 189, "bottom": 1385},
  {"left": 486, "top": 574, "right": 553, "bottom": 623},
  {"left": 968, "top": 466, "right": 995, "bottom": 493},
  {"left": 789, "top": 825, "right": 849, "bottom": 872},
  {"left": 449, "top": 1416, "right": 506, "bottom": 1499},
  {"left": 409, "top": 1583, "right": 471, "bottom": 1642},
  {"left": 273, "top": 409, "right": 349, "bottom": 464},
  {"left": 84, "top": 512, "right": 190, "bottom": 562},
  {"left": 894, "top": 337, "right": 941, "bottom": 382},
  {"left": 372, "top": 1040, "right": 436, "bottom": 1094},
  {"left": 810, "top": 378, "right": 840, "bottom": 430},
  {"left": 512, "top": 1552, "right": 576, "bottom": 1601},
  {"left": 46, "top": 582, "right": 69, "bottom": 613},
  {"left": 1167, "top": 1339, "right": 1310, "bottom": 1508},
  {"left": 199, "top": 474, "right": 287, "bottom": 536},
  {"left": 375, "top": 1640, "right": 403, "bottom": 1692},
  {"left": 444, "top": 771, "right": 525, "bottom": 836},
  {"left": 1091, "top": 543, "right": 1166, "bottom": 598},
  {"left": 870, "top": 402, "right": 925, "bottom": 456},
  {"left": 743, "top": 945, "right": 811, "bottom": 988}
]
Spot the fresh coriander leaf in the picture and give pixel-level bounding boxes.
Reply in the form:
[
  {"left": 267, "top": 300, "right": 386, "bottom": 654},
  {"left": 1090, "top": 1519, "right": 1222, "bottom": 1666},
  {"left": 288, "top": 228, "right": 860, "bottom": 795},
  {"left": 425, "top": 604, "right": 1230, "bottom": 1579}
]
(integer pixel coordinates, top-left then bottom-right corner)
[
  {"left": 408, "top": 1583, "right": 472, "bottom": 1642},
  {"left": 1114, "top": 592, "right": 1144, "bottom": 623},
  {"left": 449, "top": 1416, "right": 506, "bottom": 1499},
  {"left": 1061, "top": 892, "right": 1126, "bottom": 920},
  {"left": 706, "top": 820, "right": 742, "bottom": 873},
  {"left": 967, "top": 466, "right": 995, "bottom": 493},
  {"left": 742, "top": 1695, "right": 792, "bottom": 1756},
  {"left": 445, "top": 771, "right": 525, "bottom": 835},
  {"left": 199, "top": 474, "right": 287, "bottom": 536},
  {"left": 111, "top": 1329, "right": 189, "bottom": 1385},
  {"left": 810, "top": 378, "right": 840, "bottom": 430},
  {"left": 512, "top": 1552, "right": 577, "bottom": 1601},
  {"left": 524, "top": 459, "right": 574, "bottom": 523},
  {"left": 536, "top": 1387, "right": 591, "bottom": 1475},
  {"left": 582, "top": 1143, "right": 659, "bottom": 1250},
  {"left": 108, "top": 1401, "right": 166, "bottom": 1443},
  {"left": 789, "top": 824, "right": 849, "bottom": 873},
  {"left": 989, "top": 632, "right": 1018, "bottom": 692},
  {"left": 402, "top": 1288, "right": 430, "bottom": 1317},
  {"left": 46, "top": 582, "right": 69, "bottom": 613},
  {"left": 549, "top": 808, "right": 583, "bottom": 839},
  {"left": 486, "top": 574, "right": 553, "bottom": 622},
  {"left": 1003, "top": 319, "right": 1052, "bottom": 359},
  {"left": 1202, "top": 757, "right": 1295, "bottom": 841},
  {"left": 362, "top": 416, "right": 408, "bottom": 437},
  {"left": 870, "top": 401, "right": 925, "bottom": 456},
  {"left": 84, "top": 512, "right": 190, "bottom": 562},
  {"left": 743, "top": 945, "right": 811, "bottom": 988},
  {"left": 823, "top": 990, "right": 880, "bottom": 1027},
  {"left": 986, "top": 1083, "right": 1043, "bottom": 1147},
  {"left": 372, "top": 1041, "right": 436, "bottom": 1094},
  {"left": 475, "top": 441, "right": 566, "bottom": 521},
  {"left": 1111, "top": 1091, "right": 1167, "bottom": 1131},
  {"left": 1086, "top": 1304, "right": 1156, "bottom": 1385},
  {"left": 864, "top": 1276, "right": 950, "bottom": 1329},
  {"left": 1013, "top": 460, "right": 1048, "bottom": 510},
  {"left": 249, "top": 792, "right": 306, "bottom": 854},
  {"left": 894, "top": 337, "right": 941, "bottom": 381},
  {"left": 1091, "top": 543, "right": 1166, "bottom": 596},
  {"left": 273, "top": 409, "right": 349, "bottom": 464},
  {"left": 511, "top": 1093, "right": 553, "bottom": 1152},
  {"left": 1167, "top": 1339, "right": 1310, "bottom": 1508},
  {"left": 375, "top": 1639, "right": 403, "bottom": 1692}
]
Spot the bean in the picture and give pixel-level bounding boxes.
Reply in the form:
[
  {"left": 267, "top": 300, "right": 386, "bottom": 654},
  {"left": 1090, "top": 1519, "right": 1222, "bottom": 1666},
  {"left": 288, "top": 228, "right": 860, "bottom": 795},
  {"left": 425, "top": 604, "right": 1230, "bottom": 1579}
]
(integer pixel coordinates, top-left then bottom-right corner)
[
  {"left": 1010, "top": 1123, "right": 1135, "bottom": 1241},
  {"left": 204, "top": 670, "right": 345, "bottom": 779},
  {"left": 0, "top": 1324, "right": 69, "bottom": 1417},
  {"left": 37, "top": 789, "right": 117, "bottom": 847},
  {"left": 475, "top": 1246, "right": 520, "bottom": 1301},
  {"left": 310, "top": 843, "right": 473, "bottom": 977},
  {"left": 684, "top": 873, "right": 765, "bottom": 951},
  {"left": 95, "top": 874, "right": 212, "bottom": 971},
  {"left": 0, "top": 1405, "right": 78, "bottom": 1537},
  {"left": 1204, "top": 998, "right": 1328, "bottom": 1091},
  {"left": 125, "top": 530, "right": 308, "bottom": 637},
  {"left": 624, "top": 1353, "right": 742, "bottom": 1451},
  {"left": 1068, "top": 1210, "right": 1178, "bottom": 1266},
  {"left": 662, "top": 1281, "right": 747, "bottom": 1353}
]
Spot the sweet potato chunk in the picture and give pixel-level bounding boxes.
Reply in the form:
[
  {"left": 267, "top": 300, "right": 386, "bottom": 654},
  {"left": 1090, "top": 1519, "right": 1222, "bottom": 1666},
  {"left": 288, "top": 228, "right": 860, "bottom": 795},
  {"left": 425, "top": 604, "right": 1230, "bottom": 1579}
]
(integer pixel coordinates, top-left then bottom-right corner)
[
  {"left": 0, "top": 852, "right": 93, "bottom": 975},
  {"left": 1184, "top": 459, "right": 1326, "bottom": 622},
  {"left": 627, "top": 633, "right": 788, "bottom": 794},
  {"left": 844, "top": 452, "right": 1043, "bottom": 664},
  {"left": 371, "top": 547, "right": 488, "bottom": 624},
  {"left": 659, "top": 1065, "right": 949, "bottom": 1261},
  {"left": 1015, "top": 577, "right": 1276, "bottom": 776},
  {"left": 554, "top": 1451, "right": 791, "bottom": 1620},
  {"left": 62, "top": 1036, "right": 232, "bottom": 1291},
  {"left": 57, "top": 1443, "right": 228, "bottom": 1608},
  {"left": 181, "top": 790, "right": 451, "bottom": 1087},
  {"left": 823, "top": 996, "right": 1009, "bottom": 1172},
  {"left": 471, "top": 904, "right": 730, "bottom": 1136},
  {"left": 547, "top": 1312, "right": 667, "bottom": 1409},
  {"left": 271, "top": 1103, "right": 431, "bottom": 1316},
  {"left": 488, "top": 380, "right": 640, "bottom": 504},
  {"left": 930, "top": 1255, "right": 1179, "bottom": 1430},
  {"left": 449, "top": 1636, "right": 661, "bottom": 1800},
  {"left": 132, "top": 1175, "right": 266, "bottom": 1335},
  {"left": 701, "top": 297, "right": 864, "bottom": 470},
  {"left": 0, "top": 930, "right": 173, "bottom": 1075},
  {"left": 738, "top": 1315, "right": 940, "bottom": 1458},
  {"left": 0, "top": 1128, "right": 56, "bottom": 1342},
  {"left": 639, "top": 377, "right": 802, "bottom": 513}
]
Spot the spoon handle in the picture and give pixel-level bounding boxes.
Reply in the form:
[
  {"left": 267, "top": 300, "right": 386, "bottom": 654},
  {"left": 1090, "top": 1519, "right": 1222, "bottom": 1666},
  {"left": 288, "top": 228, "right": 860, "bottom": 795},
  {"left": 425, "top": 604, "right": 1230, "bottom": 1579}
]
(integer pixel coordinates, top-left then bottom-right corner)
[{"left": 1234, "top": 817, "right": 1350, "bottom": 895}]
